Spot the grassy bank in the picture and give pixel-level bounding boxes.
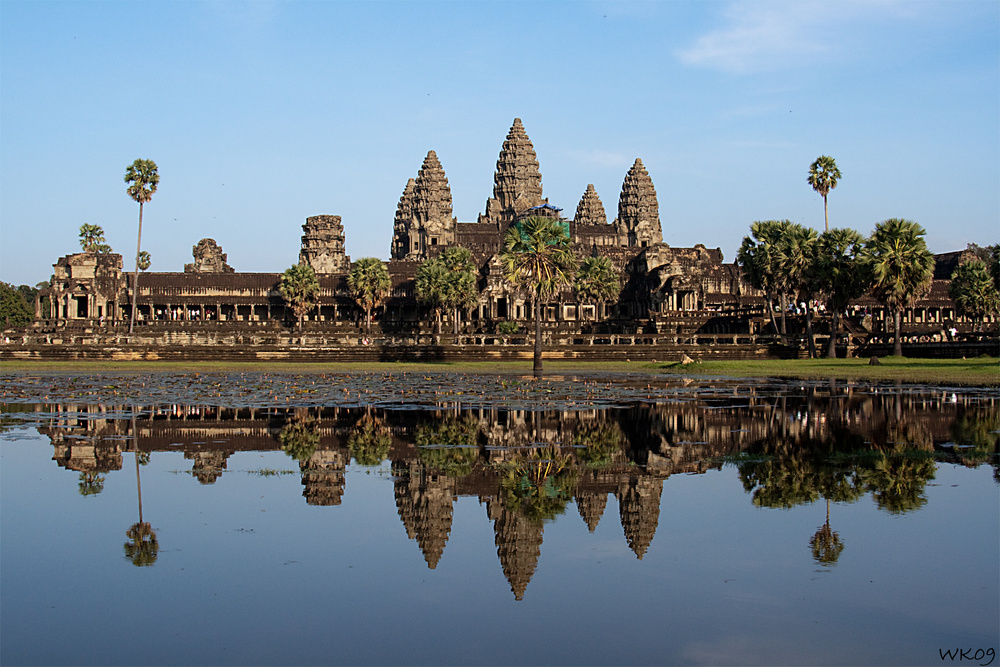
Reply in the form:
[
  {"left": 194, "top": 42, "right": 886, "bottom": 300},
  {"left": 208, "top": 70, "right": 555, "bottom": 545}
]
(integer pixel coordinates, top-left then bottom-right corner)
[{"left": 1, "top": 356, "right": 997, "bottom": 386}]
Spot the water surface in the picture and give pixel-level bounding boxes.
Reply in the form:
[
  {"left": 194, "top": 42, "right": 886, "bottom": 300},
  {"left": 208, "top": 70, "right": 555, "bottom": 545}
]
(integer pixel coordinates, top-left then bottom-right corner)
[{"left": 1, "top": 373, "right": 997, "bottom": 666}]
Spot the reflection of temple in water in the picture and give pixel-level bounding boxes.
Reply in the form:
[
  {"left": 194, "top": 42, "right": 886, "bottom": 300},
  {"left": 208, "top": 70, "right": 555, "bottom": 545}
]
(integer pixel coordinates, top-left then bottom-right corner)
[{"left": 27, "top": 385, "right": 999, "bottom": 598}]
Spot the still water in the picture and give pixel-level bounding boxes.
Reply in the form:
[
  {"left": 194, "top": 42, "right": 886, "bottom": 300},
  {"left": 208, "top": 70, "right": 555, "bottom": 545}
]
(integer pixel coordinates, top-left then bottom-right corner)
[{"left": 1, "top": 372, "right": 997, "bottom": 666}]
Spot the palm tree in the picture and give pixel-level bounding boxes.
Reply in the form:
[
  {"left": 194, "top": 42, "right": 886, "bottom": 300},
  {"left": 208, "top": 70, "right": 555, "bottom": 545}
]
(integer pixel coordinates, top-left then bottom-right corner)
[
  {"left": 779, "top": 223, "right": 819, "bottom": 356},
  {"left": 500, "top": 216, "right": 578, "bottom": 374},
  {"left": 347, "top": 257, "right": 391, "bottom": 336},
  {"left": 415, "top": 258, "right": 449, "bottom": 334},
  {"left": 440, "top": 246, "right": 479, "bottom": 335},
  {"left": 78, "top": 224, "right": 110, "bottom": 253},
  {"left": 278, "top": 411, "right": 321, "bottom": 462},
  {"left": 280, "top": 263, "right": 320, "bottom": 334},
  {"left": 574, "top": 255, "right": 620, "bottom": 320},
  {"left": 124, "top": 158, "right": 159, "bottom": 335},
  {"left": 137, "top": 251, "right": 151, "bottom": 272},
  {"left": 949, "top": 260, "right": 1000, "bottom": 331},
  {"left": 814, "top": 228, "right": 871, "bottom": 358},
  {"left": 737, "top": 220, "right": 793, "bottom": 334},
  {"left": 808, "top": 156, "right": 841, "bottom": 232},
  {"left": 866, "top": 219, "right": 935, "bottom": 356}
]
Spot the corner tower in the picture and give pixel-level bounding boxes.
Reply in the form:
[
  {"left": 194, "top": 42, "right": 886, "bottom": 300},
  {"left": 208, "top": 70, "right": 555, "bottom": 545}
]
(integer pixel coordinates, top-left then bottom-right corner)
[{"left": 390, "top": 151, "right": 457, "bottom": 260}]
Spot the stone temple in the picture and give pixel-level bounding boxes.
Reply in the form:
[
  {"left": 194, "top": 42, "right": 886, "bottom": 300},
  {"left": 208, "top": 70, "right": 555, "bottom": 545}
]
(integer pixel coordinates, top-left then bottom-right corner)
[{"left": 23, "top": 117, "right": 990, "bottom": 359}]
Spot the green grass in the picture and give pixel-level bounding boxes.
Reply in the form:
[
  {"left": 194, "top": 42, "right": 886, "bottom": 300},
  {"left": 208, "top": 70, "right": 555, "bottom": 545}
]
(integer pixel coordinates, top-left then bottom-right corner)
[{"left": 1, "top": 356, "right": 997, "bottom": 386}]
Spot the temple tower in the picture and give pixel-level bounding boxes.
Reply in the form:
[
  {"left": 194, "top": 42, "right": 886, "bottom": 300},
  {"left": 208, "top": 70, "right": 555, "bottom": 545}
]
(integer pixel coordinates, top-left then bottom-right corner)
[
  {"left": 184, "top": 239, "right": 234, "bottom": 273},
  {"left": 390, "top": 179, "right": 416, "bottom": 260},
  {"left": 574, "top": 184, "right": 608, "bottom": 225},
  {"left": 299, "top": 215, "right": 350, "bottom": 274},
  {"left": 391, "top": 151, "right": 456, "bottom": 260},
  {"left": 614, "top": 159, "right": 662, "bottom": 247},
  {"left": 481, "top": 118, "right": 546, "bottom": 229}
]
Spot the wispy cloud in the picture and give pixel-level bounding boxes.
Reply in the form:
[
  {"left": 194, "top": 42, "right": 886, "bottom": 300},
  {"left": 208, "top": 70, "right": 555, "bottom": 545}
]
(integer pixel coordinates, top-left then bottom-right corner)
[{"left": 675, "top": 1, "right": 917, "bottom": 73}]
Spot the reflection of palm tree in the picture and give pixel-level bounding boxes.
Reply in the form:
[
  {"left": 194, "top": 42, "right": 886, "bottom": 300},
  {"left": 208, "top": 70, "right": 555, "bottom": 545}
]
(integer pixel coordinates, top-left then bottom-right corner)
[
  {"left": 124, "top": 521, "right": 159, "bottom": 566},
  {"left": 279, "top": 411, "right": 321, "bottom": 462},
  {"left": 500, "top": 446, "right": 576, "bottom": 522},
  {"left": 571, "top": 422, "right": 623, "bottom": 468},
  {"left": 859, "top": 453, "right": 936, "bottom": 514},
  {"left": 415, "top": 416, "right": 480, "bottom": 477},
  {"left": 78, "top": 471, "right": 105, "bottom": 496},
  {"left": 125, "top": 407, "right": 158, "bottom": 566},
  {"left": 348, "top": 413, "right": 392, "bottom": 467},
  {"left": 809, "top": 498, "right": 845, "bottom": 566}
]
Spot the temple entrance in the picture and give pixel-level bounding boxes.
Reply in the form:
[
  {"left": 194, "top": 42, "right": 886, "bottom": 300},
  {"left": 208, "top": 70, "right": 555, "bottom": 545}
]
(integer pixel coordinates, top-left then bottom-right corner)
[{"left": 74, "top": 295, "right": 88, "bottom": 319}]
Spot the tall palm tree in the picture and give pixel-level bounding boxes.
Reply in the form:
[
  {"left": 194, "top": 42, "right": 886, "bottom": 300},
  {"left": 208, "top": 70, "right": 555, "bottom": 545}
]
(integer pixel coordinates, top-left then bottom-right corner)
[
  {"left": 280, "top": 263, "right": 321, "bottom": 334},
  {"left": 574, "top": 255, "right": 620, "bottom": 320},
  {"left": 808, "top": 156, "right": 841, "bottom": 232},
  {"left": 866, "top": 218, "right": 935, "bottom": 356},
  {"left": 500, "top": 216, "right": 578, "bottom": 374},
  {"left": 814, "top": 228, "right": 870, "bottom": 358},
  {"left": 347, "top": 257, "right": 391, "bottom": 336},
  {"left": 737, "top": 220, "right": 793, "bottom": 334},
  {"left": 440, "top": 246, "right": 479, "bottom": 335},
  {"left": 779, "top": 223, "right": 819, "bottom": 356},
  {"left": 948, "top": 260, "right": 1000, "bottom": 331},
  {"left": 415, "top": 258, "right": 448, "bottom": 333},
  {"left": 124, "top": 158, "right": 159, "bottom": 334}
]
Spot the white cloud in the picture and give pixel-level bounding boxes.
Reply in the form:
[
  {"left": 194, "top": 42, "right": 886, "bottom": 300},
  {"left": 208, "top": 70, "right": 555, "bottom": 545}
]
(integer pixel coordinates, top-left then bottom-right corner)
[{"left": 675, "top": 1, "right": 919, "bottom": 73}]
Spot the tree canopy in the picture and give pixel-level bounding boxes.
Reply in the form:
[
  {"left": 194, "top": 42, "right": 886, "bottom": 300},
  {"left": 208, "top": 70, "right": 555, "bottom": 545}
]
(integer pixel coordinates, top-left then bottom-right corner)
[
  {"left": 78, "top": 224, "right": 112, "bottom": 253},
  {"left": 808, "top": 156, "right": 841, "bottom": 232},
  {"left": 280, "top": 263, "right": 320, "bottom": 331},
  {"left": 949, "top": 259, "right": 1000, "bottom": 327},
  {"left": 500, "top": 216, "right": 578, "bottom": 373},
  {"left": 866, "top": 218, "right": 935, "bottom": 356},
  {"left": 347, "top": 257, "right": 391, "bottom": 335}
]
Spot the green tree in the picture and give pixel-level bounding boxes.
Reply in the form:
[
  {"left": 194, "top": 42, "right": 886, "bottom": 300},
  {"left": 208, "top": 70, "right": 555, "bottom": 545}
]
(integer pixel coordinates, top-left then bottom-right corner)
[
  {"left": 500, "top": 216, "right": 578, "bottom": 374},
  {"left": 949, "top": 260, "right": 1000, "bottom": 330},
  {"left": 124, "top": 158, "right": 159, "bottom": 335},
  {"left": 415, "top": 258, "right": 449, "bottom": 334},
  {"left": 737, "top": 220, "right": 793, "bottom": 334},
  {"left": 347, "top": 257, "right": 391, "bottom": 336},
  {"left": 280, "top": 263, "right": 320, "bottom": 333},
  {"left": 78, "top": 224, "right": 112, "bottom": 253},
  {"left": 574, "top": 255, "right": 620, "bottom": 320},
  {"left": 808, "top": 156, "right": 842, "bottom": 232},
  {"left": 814, "top": 228, "right": 871, "bottom": 358},
  {"left": 866, "top": 219, "right": 935, "bottom": 356},
  {"left": 1, "top": 282, "right": 33, "bottom": 327},
  {"left": 779, "top": 223, "right": 819, "bottom": 356},
  {"left": 440, "top": 246, "right": 480, "bottom": 335},
  {"left": 137, "top": 250, "right": 151, "bottom": 272}
]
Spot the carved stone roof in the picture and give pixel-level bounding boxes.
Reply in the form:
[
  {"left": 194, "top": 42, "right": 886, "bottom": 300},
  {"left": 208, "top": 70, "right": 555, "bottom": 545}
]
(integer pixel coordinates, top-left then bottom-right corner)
[
  {"left": 415, "top": 150, "right": 454, "bottom": 228},
  {"left": 492, "top": 118, "right": 544, "bottom": 219},
  {"left": 391, "top": 179, "right": 417, "bottom": 260},
  {"left": 616, "top": 159, "right": 662, "bottom": 247},
  {"left": 300, "top": 215, "right": 350, "bottom": 274},
  {"left": 574, "top": 184, "right": 608, "bottom": 226}
]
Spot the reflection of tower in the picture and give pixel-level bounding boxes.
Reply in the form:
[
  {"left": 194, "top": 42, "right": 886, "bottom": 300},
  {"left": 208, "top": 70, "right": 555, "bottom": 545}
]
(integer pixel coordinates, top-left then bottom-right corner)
[
  {"left": 488, "top": 496, "right": 543, "bottom": 601},
  {"left": 301, "top": 449, "right": 348, "bottom": 506},
  {"left": 393, "top": 461, "right": 456, "bottom": 569},
  {"left": 616, "top": 476, "right": 663, "bottom": 559},
  {"left": 576, "top": 491, "right": 608, "bottom": 532},
  {"left": 185, "top": 450, "right": 232, "bottom": 485}
]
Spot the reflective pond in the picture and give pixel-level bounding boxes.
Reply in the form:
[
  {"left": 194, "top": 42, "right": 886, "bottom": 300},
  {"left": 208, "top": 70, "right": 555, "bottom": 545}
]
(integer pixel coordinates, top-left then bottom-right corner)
[{"left": 1, "top": 372, "right": 998, "bottom": 666}]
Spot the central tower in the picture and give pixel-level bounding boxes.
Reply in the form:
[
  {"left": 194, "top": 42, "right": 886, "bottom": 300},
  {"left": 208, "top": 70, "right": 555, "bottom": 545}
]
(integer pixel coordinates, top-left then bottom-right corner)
[{"left": 480, "top": 118, "right": 547, "bottom": 230}]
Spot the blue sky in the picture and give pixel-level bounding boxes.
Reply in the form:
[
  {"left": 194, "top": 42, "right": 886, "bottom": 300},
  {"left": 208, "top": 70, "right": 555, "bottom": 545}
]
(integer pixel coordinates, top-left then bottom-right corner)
[{"left": 1, "top": 0, "right": 997, "bottom": 287}]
